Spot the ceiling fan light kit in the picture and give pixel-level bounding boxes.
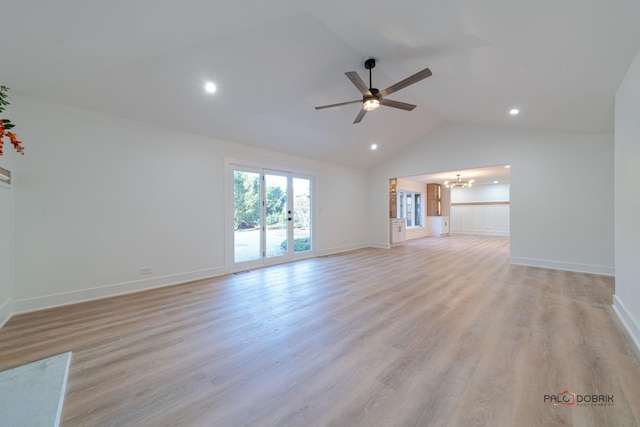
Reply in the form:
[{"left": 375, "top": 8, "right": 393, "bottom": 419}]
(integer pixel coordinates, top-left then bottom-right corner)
[
  {"left": 315, "top": 58, "right": 432, "bottom": 124},
  {"left": 363, "top": 97, "right": 380, "bottom": 111}
]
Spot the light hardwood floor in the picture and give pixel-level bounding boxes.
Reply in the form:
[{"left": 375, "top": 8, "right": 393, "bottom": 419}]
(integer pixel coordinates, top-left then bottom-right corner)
[{"left": 1, "top": 235, "right": 639, "bottom": 426}]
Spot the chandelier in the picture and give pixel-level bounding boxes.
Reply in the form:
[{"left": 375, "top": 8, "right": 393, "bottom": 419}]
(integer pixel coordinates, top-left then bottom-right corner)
[{"left": 445, "top": 174, "right": 474, "bottom": 188}]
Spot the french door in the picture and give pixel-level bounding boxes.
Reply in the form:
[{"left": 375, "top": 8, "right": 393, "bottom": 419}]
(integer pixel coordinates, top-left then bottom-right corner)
[{"left": 232, "top": 167, "right": 312, "bottom": 269}]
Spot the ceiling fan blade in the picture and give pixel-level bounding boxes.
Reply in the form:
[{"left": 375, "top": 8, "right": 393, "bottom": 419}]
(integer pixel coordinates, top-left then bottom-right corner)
[
  {"left": 315, "top": 100, "right": 362, "bottom": 110},
  {"left": 353, "top": 108, "right": 367, "bottom": 124},
  {"left": 379, "top": 98, "right": 417, "bottom": 111},
  {"left": 345, "top": 71, "right": 372, "bottom": 96},
  {"left": 378, "top": 67, "right": 432, "bottom": 98}
]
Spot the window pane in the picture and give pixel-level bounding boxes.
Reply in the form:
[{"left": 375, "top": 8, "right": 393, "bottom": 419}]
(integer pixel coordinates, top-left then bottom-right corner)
[
  {"left": 293, "top": 178, "right": 311, "bottom": 253},
  {"left": 265, "top": 174, "right": 288, "bottom": 258}
]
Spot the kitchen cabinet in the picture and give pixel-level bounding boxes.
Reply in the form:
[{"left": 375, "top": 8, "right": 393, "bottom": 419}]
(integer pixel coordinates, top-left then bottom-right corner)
[
  {"left": 390, "top": 218, "right": 406, "bottom": 244},
  {"left": 426, "top": 183, "right": 441, "bottom": 216},
  {"left": 389, "top": 178, "right": 397, "bottom": 218}
]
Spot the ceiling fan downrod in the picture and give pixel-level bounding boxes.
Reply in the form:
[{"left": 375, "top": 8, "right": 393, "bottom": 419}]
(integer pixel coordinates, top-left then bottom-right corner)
[{"left": 365, "top": 58, "right": 376, "bottom": 90}]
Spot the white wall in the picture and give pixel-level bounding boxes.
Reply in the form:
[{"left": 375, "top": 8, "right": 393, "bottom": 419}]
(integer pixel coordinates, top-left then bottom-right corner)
[
  {"left": 450, "top": 183, "right": 510, "bottom": 203},
  {"left": 441, "top": 185, "right": 451, "bottom": 217},
  {"left": 0, "top": 142, "right": 13, "bottom": 327},
  {"left": 396, "top": 177, "right": 426, "bottom": 194},
  {"left": 368, "top": 123, "right": 614, "bottom": 275},
  {"left": 9, "top": 96, "right": 369, "bottom": 313},
  {"left": 613, "top": 48, "right": 640, "bottom": 350}
]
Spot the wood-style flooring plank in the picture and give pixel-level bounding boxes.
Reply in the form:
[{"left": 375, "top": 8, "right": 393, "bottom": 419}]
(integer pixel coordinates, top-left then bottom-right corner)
[{"left": 0, "top": 235, "right": 638, "bottom": 427}]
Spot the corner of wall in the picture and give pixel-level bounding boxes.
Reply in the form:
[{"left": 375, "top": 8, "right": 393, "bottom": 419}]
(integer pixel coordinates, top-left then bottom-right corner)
[
  {"left": 368, "top": 242, "right": 391, "bottom": 250},
  {"left": 613, "top": 295, "right": 640, "bottom": 353},
  {"left": 510, "top": 257, "right": 615, "bottom": 276},
  {"left": 0, "top": 152, "right": 13, "bottom": 331},
  {"left": 613, "top": 47, "right": 640, "bottom": 354},
  {"left": 0, "top": 298, "right": 12, "bottom": 329}
]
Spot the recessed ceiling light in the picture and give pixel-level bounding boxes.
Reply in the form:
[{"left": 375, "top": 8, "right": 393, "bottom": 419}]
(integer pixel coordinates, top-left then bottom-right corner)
[
  {"left": 370, "top": 143, "right": 378, "bottom": 150},
  {"left": 505, "top": 165, "right": 511, "bottom": 168},
  {"left": 509, "top": 108, "right": 519, "bottom": 115},
  {"left": 204, "top": 82, "right": 217, "bottom": 94},
  {"left": 493, "top": 181, "right": 499, "bottom": 184}
]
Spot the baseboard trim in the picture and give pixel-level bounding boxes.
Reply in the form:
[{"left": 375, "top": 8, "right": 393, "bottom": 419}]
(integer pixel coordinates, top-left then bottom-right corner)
[
  {"left": 510, "top": 256, "right": 614, "bottom": 276},
  {"left": 12, "top": 267, "right": 226, "bottom": 315},
  {"left": 613, "top": 295, "right": 640, "bottom": 353},
  {"left": 0, "top": 298, "right": 12, "bottom": 329},
  {"left": 316, "top": 242, "right": 368, "bottom": 257},
  {"left": 368, "top": 242, "right": 391, "bottom": 250},
  {"left": 452, "top": 229, "right": 510, "bottom": 237}
]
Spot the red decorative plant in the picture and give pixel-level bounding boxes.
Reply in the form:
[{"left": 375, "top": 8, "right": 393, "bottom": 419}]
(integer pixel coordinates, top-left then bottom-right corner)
[{"left": 0, "top": 85, "right": 25, "bottom": 156}]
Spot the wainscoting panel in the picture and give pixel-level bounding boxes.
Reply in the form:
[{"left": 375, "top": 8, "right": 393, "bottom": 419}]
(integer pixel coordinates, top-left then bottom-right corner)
[{"left": 451, "top": 203, "right": 510, "bottom": 236}]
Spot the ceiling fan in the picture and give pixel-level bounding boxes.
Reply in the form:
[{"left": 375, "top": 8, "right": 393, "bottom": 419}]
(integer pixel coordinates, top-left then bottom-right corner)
[{"left": 315, "top": 58, "right": 432, "bottom": 124}]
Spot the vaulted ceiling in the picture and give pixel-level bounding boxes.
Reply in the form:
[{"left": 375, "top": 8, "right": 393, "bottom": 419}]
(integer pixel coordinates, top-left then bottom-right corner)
[{"left": 2, "top": 1, "right": 639, "bottom": 169}]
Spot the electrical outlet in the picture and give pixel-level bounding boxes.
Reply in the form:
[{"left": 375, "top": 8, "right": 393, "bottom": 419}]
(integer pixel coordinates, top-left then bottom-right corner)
[{"left": 140, "top": 267, "right": 152, "bottom": 275}]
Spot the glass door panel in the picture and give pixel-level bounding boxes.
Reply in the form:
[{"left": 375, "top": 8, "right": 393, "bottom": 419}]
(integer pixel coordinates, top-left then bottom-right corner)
[
  {"left": 293, "top": 178, "right": 311, "bottom": 253},
  {"left": 233, "top": 169, "right": 261, "bottom": 263},
  {"left": 265, "top": 173, "right": 289, "bottom": 259}
]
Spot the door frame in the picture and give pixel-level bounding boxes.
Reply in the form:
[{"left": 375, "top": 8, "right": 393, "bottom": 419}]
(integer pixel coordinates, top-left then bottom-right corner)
[
  {"left": 262, "top": 168, "right": 294, "bottom": 267},
  {"left": 225, "top": 159, "right": 315, "bottom": 273}
]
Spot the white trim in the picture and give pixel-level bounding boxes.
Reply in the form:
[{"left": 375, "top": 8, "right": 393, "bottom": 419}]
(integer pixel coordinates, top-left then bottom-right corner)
[
  {"left": 12, "top": 267, "right": 225, "bottom": 314},
  {"left": 0, "top": 298, "right": 12, "bottom": 329},
  {"left": 613, "top": 295, "right": 640, "bottom": 353},
  {"left": 224, "top": 158, "right": 317, "bottom": 273},
  {"left": 0, "top": 171, "right": 13, "bottom": 330},
  {"left": 510, "top": 256, "right": 614, "bottom": 276},
  {"left": 227, "top": 252, "right": 317, "bottom": 274},
  {"left": 368, "top": 242, "right": 391, "bottom": 250},
  {"left": 316, "top": 242, "right": 368, "bottom": 257},
  {"left": 451, "top": 229, "right": 509, "bottom": 236}
]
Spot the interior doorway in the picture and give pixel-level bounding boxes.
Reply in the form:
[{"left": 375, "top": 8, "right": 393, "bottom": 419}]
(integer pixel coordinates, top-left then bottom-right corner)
[{"left": 397, "top": 164, "right": 511, "bottom": 238}]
